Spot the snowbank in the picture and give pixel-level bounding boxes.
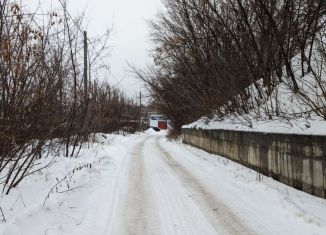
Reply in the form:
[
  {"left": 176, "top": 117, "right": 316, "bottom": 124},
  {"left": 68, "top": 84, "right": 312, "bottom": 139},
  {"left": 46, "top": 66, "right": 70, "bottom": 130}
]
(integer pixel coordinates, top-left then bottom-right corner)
[
  {"left": 183, "top": 116, "right": 326, "bottom": 136},
  {"left": 0, "top": 133, "right": 139, "bottom": 234}
]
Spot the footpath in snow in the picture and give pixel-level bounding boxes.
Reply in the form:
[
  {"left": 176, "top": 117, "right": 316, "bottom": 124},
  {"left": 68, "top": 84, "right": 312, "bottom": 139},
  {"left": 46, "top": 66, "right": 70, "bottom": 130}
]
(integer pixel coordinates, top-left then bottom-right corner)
[{"left": 0, "top": 130, "right": 326, "bottom": 235}]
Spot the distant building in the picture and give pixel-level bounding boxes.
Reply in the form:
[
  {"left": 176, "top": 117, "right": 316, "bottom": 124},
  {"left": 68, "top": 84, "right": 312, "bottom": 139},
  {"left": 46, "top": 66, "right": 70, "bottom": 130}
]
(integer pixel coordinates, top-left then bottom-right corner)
[{"left": 149, "top": 113, "right": 168, "bottom": 130}]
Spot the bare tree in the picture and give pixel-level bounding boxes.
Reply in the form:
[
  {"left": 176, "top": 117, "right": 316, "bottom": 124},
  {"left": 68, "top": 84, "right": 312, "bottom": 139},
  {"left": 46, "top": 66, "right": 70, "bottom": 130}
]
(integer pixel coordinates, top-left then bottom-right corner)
[{"left": 134, "top": 0, "right": 326, "bottom": 133}]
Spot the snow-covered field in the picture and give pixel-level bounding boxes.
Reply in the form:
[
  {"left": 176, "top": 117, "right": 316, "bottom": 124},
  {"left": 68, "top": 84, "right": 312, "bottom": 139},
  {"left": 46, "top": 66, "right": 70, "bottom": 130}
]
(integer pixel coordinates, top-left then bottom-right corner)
[{"left": 0, "top": 130, "right": 326, "bottom": 235}]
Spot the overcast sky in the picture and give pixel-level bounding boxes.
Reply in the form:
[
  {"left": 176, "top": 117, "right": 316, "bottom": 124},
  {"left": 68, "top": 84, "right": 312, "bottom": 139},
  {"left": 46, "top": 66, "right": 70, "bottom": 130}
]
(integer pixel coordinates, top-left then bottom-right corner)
[
  {"left": 27, "top": 0, "right": 162, "bottom": 100},
  {"left": 78, "top": 0, "right": 161, "bottom": 99}
]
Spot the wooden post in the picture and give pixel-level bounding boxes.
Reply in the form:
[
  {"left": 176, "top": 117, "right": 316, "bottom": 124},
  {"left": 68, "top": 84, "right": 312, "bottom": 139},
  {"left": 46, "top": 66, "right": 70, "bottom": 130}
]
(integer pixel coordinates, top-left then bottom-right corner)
[
  {"left": 0, "top": 206, "right": 6, "bottom": 223},
  {"left": 83, "top": 31, "right": 88, "bottom": 102},
  {"left": 139, "top": 91, "right": 142, "bottom": 132}
]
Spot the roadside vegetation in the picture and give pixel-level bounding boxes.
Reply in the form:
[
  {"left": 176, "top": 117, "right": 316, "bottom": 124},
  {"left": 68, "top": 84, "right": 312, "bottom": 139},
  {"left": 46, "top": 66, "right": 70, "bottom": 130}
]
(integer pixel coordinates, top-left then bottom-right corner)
[
  {"left": 135, "top": 0, "right": 326, "bottom": 133},
  {"left": 0, "top": 0, "right": 140, "bottom": 194}
]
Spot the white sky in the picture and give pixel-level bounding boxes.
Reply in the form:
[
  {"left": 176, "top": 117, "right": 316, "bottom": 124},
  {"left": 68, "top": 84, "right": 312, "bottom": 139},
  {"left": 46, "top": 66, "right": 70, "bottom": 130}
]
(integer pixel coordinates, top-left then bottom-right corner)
[
  {"left": 77, "top": 0, "right": 161, "bottom": 99},
  {"left": 26, "top": 0, "right": 162, "bottom": 100}
]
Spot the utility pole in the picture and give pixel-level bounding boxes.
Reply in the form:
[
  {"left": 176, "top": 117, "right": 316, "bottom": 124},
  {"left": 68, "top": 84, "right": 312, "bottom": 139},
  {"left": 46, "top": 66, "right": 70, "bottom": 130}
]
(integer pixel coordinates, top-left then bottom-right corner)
[
  {"left": 0, "top": 88, "right": 3, "bottom": 118},
  {"left": 139, "top": 91, "right": 142, "bottom": 132},
  {"left": 83, "top": 31, "right": 88, "bottom": 102}
]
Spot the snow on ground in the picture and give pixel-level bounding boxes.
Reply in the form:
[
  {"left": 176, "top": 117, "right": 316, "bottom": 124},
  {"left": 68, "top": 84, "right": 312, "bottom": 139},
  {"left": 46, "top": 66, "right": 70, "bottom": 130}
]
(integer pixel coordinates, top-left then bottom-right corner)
[
  {"left": 0, "top": 133, "right": 142, "bottom": 235},
  {"left": 160, "top": 137, "right": 326, "bottom": 234},
  {"left": 183, "top": 48, "right": 326, "bottom": 136},
  {"left": 183, "top": 116, "right": 326, "bottom": 135},
  {"left": 0, "top": 131, "right": 326, "bottom": 235}
]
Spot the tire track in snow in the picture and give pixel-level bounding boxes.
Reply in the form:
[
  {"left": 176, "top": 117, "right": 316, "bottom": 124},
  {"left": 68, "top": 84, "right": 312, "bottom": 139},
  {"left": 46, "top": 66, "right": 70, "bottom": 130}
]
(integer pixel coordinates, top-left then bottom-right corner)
[
  {"left": 122, "top": 136, "right": 157, "bottom": 235},
  {"left": 144, "top": 137, "right": 218, "bottom": 234},
  {"left": 155, "top": 136, "right": 256, "bottom": 235}
]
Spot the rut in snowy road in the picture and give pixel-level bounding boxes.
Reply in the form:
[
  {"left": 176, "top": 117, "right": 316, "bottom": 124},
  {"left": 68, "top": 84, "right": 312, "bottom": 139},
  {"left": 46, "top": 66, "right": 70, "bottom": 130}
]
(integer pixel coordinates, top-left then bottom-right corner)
[
  {"left": 154, "top": 137, "right": 255, "bottom": 234},
  {"left": 120, "top": 134, "right": 255, "bottom": 235},
  {"left": 122, "top": 136, "right": 159, "bottom": 235}
]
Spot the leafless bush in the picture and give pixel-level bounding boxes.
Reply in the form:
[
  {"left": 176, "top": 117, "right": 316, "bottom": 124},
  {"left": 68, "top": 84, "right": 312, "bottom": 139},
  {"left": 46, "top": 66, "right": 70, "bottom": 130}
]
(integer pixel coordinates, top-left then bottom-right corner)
[
  {"left": 135, "top": 0, "right": 326, "bottom": 131},
  {"left": 0, "top": 1, "right": 140, "bottom": 194}
]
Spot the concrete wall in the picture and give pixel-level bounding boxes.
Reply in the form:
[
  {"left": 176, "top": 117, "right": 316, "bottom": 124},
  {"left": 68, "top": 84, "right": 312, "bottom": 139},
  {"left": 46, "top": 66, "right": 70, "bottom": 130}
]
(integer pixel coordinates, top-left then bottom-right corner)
[{"left": 182, "top": 128, "right": 326, "bottom": 199}]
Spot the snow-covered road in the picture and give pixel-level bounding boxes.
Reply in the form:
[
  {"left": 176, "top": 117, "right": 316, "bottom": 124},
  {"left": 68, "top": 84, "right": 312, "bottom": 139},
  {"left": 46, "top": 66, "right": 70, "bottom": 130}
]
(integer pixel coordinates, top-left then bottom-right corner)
[
  {"left": 1, "top": 131, "right": 326, "bottom": 235},
  {"left": 111, "top": 134, "right": 253, "bottom": 235}
]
